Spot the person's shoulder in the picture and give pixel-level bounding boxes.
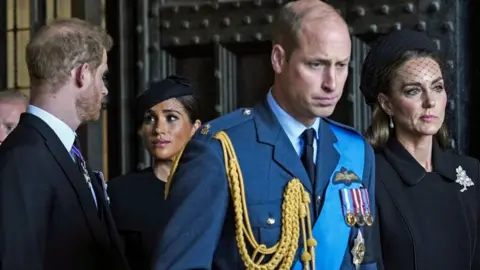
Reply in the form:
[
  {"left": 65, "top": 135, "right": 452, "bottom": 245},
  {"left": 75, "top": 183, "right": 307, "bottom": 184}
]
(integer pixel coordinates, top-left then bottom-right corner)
[
  {"left": 0, "top": 138, "right": 43, "bottom": 165},
  {"left": 324, "top": 118, "right": 374, "bottom": 157},
  {"left": 165, "top": 109, "right": 256, "bottom": 198},
  {"left": 0, "top": 143, "right": 50, "bottom": 187},
  {"left": 324, "top": 118, "right": 364, "bottom": 138},
  {"left": 455, "top": 152, "right": 478, "bottom": 164},
  {"left": 446, "top": 150, "right": 480, "bottom": 177},
  {"left": 108, "top": 168, "right": 151, "bottom": 189},
  {"left": 193, "top": 107, "right": 255, "bottom": 143}
]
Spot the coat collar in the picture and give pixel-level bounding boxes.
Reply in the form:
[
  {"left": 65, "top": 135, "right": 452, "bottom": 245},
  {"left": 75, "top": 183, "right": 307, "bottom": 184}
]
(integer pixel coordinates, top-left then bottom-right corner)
[
  {"left": 382, "top": 137, "right": 457, "bottom": 186},
  {"left": 253, "top": 99, "right": 312, "bottom": 193},
  {"left": 253, "top": 98, "right": 339, "bottom": 195}
]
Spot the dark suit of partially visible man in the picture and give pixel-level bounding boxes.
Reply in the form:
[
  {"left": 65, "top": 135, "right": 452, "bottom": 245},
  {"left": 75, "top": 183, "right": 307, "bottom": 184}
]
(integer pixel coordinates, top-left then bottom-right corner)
[{"left": 0, "top": 18, "right": 129, "bottom": 270}]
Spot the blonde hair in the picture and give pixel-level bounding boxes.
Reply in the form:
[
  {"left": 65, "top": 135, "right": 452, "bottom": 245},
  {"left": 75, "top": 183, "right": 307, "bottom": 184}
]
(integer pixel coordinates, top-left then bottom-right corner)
[
  {"left": 364, "top": 50, "right": 450, "bottom": 150},
  {"left": 26, "top": 18, "right": 113, "bottom": 91},
  {"left": 0, "top": 90, "right": 28, "bottom": 105}
]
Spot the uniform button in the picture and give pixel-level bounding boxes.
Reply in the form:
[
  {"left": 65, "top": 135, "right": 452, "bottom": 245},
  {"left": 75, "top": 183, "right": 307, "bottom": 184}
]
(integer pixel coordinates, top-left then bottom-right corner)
[
  {"left": 316, "top": 196, "right": 321, "bottom": 202},
  {"left": 266, "top": 217, "right": 275, "bottom": 225}
]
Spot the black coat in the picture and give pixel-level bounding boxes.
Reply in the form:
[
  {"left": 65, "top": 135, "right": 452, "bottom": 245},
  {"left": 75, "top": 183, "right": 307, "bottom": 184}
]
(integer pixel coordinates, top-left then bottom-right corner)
[
  {"left": 375, "top": 138, "right": 480, "bottom": 270},
  {"left": 108, "top": 168, "right": 168, "bottom": 270},
  {"left": 0, "top": 113, "right": 129, "bottom": 270}
]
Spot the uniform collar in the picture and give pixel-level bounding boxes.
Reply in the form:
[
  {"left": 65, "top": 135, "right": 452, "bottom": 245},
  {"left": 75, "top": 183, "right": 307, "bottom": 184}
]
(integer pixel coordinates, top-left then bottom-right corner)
[
  {"left": 383, "top": 137, "right": 456, "bottom": 186},
  {"left": 266, "top": 90, "right": 320, "bottom": 140}
]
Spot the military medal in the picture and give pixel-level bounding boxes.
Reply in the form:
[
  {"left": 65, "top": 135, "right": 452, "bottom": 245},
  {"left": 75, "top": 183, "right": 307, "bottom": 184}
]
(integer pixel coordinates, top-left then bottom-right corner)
[
  {"left": 71, "top": 146, "right": 93, "bottom": 189},
  {"left": 361, "top": 188, "right": 373, "bottom": 226},
  {"left": 351, "top": 189, "right": 365, "bottom": 226},
  {"left": 351, "top": 230, "right": 365, "bottom": 270},
  {"left": 340, "top": 189, "right": 356, "bottom": 226},
  {"left": 96, "top": 171, "right": 111, "bottom": 205},
  {"left": 356, "top": 189, "right": 368, "bottom": 226}
]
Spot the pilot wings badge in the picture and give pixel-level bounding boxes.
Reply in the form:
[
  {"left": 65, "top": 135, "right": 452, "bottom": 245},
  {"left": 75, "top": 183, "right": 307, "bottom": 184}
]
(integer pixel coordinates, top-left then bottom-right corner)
[
  {"left": 455, "top": 166, "right": 474, "bottom": 192},
  {"left": 333, "top": 167, "right": 360, "bottom": 186}
]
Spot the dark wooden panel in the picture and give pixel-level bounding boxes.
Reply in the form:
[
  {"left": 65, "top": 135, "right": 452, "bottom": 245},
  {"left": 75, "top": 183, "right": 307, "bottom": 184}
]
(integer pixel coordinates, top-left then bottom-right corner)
[
  {"left": 145, "top": 0, "right": 471, "bottom": 154},
  {"left": 0, "top": 0, "right": 6, "bottom": 90},
  {"left": 103, "top": 0, "right": 476, "bottom": 173},
  {"left": 236, "top": 51, "right": 272, "bottom": 107},
  {"left": 330, "top": 81, "right": 353, "bottom": 126},
  {"left": 231, "top": 41, "right": 273, "bottom": 108},
  {"left": 170, "top": 45, "right": 218, "bottom": 122}
]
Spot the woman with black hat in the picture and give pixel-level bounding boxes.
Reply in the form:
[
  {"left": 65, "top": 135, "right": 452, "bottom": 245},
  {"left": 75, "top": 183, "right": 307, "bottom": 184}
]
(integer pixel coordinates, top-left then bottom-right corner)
[
  {"left": 107, "top": 75, "right": 201, "bottom": 270},
  {"left": 361, "top": 29, "right": 480, "bottom": 269}
]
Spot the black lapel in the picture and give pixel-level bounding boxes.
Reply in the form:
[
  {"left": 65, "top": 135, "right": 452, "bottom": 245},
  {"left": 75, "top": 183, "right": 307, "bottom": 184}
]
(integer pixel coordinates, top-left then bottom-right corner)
[
  {"left": 314, "top": 119, "right": 340, "bottom": 196},
  {"left": 20, "top": 113, "right": 108, "bottom": 244},
  {"left": 253, "top": 99, "right": 313, "bottom": 194},
  {"left": 86, "top": 158, "right": 128, "bottom": 265},
  {"left": 377, "top": 149, "right": 417, "bottom": 240}
]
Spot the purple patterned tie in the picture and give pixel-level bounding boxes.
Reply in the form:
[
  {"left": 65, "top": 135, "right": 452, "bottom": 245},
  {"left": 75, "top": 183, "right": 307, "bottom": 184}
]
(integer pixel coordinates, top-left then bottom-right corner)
[{"left": 71, "top": 143, "right": 98, "bottom": 207}]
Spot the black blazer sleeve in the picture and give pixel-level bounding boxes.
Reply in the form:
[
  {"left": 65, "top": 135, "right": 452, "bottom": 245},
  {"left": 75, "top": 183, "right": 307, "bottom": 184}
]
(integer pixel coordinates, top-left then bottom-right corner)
[
  {"left": 0, "top": 146, "right": 53, "bottom": 270},
  {"left": 471, "top": 159, "right": 480, "bottom": 269}
]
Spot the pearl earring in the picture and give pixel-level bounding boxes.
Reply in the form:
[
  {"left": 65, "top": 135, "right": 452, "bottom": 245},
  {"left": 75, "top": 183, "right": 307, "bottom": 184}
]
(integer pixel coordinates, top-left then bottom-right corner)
[{"left": 389, "top": 116, "right": 394, "bottom": 129}]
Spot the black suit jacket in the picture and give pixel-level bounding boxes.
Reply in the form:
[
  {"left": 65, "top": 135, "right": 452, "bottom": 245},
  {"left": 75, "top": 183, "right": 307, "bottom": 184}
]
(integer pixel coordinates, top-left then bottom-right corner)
[
  {"left": 375, "top": 138, "right": 480, "bottom": 270},
  {"left": 0, "top": 113, "right": 129, "bottom": 270}
]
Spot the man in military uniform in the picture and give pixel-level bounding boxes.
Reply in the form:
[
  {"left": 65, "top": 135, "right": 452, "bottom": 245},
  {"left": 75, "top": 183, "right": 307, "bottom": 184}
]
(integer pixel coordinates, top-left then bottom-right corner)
[{"left": 153, "top": 0, "right": 382, "bottom": 269}]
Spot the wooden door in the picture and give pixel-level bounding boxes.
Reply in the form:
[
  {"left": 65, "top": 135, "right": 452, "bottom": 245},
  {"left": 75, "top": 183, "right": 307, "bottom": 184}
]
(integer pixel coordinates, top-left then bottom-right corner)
[
  {"left": 150, "top": 0, "right": 468, "bottom": 151},
  {"left": 152, "top": 1, "right": 358, "bottom": 125},
  {"left": 105, "top": 0, "right": 472, "bottom": 176}
]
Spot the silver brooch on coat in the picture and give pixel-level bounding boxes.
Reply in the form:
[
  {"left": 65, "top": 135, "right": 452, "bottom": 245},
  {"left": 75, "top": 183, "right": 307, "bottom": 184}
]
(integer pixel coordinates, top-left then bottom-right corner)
[{"left": 455, "top": 166, "right": 474, "bottom": 192}]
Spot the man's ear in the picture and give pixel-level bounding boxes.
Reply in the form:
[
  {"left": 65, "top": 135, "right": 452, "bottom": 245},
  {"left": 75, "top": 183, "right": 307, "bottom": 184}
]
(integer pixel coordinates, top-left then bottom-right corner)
[
  {"left": 74, "top": 63, "right": 90, "bottom": 88},
  {"left": 271, "top": 44, "right": 286, "bottom": 74},
  {"left": 378, "top": 93, "right": 394, "bottom": 116}
]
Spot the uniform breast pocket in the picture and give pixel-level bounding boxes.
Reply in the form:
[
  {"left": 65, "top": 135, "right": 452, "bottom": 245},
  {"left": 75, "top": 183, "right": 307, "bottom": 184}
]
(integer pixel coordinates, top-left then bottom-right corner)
[{"left": 247, "top": 202, "right": 282, "bottom": 248}]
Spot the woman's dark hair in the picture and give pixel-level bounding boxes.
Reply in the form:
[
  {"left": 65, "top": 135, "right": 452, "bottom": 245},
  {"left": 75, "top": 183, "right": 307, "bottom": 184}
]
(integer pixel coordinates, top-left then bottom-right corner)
[
  {"left": 176, "top": 95, "right": 201, "bottom": 124},
  {"left": 364, "top": 49, "right": 450, "bottom": 150}
]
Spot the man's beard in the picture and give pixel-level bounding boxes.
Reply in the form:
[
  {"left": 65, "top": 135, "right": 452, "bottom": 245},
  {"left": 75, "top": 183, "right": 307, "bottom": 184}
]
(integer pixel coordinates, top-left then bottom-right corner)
[{"left": 75, "top": 85, "right": 102, "bottom": 123}]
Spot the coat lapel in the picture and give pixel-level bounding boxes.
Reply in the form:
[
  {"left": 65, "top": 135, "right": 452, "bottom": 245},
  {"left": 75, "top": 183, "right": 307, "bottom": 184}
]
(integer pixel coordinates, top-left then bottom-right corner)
[
  {"left": 85, "top": 160, "right": 129, "bottom": 265},
  {"left": 89, "top": 168, "right": 122, "bottom": 246},
  {"left": 253, "top": 100, "right": 313, "bottom": 193},
  {"left": 21, "top": 114, "right": 108, "bottom": 245},
  {"left": 315, "top": 119, "right": 340, "bottom": 196}
]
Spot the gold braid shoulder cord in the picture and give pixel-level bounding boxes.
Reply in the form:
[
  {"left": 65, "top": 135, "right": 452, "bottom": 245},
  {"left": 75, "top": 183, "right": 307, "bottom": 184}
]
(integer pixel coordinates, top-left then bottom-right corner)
[{"left": 165, "top": 131, "right": 318, "bottom": 270}]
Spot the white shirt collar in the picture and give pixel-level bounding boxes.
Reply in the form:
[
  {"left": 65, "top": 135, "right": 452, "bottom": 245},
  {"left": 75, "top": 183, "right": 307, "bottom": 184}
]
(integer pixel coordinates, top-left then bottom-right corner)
[
  {"left": 266, "top": 90, "right": 320, "bottom": 141},
  {"left": 26, "top": 105, "right": 76, "bottom": 151}
]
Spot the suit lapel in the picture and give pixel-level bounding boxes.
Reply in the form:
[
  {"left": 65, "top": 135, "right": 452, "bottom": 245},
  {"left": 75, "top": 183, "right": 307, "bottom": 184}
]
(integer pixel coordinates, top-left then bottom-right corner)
[
  {"left": 21, "top": 114, "right": 108, "bottom": 245},
  {"left": 315, "top": 119, "right": 340, "bottom": 196},
  {"left": 88, "top": 165, "right": 129, "bottom": 264},
  {"left": 253, "top": 100, "right": 313, "bottom": 194},
  {"left": 91, "top": 173, "right": 128, "bottom": 262}
]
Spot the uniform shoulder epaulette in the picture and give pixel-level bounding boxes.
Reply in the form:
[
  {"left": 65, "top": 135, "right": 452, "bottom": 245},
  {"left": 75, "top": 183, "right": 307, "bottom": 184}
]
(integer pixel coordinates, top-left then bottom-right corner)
[
  {"left": 323, "top": 118, "right": 364, "bottom": 138},
  {"left": 195, "top": 107, "right": 254, "bottom": 142}
]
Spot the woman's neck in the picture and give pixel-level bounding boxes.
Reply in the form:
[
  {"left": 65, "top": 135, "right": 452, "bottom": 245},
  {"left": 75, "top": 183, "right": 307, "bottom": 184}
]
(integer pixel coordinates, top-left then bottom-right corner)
[
  {"left": 152, "top": 160, "right": 173, "bottom": 182},
  {"left": 396, "top": 131, "right": 434, "bottom": 172}
]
